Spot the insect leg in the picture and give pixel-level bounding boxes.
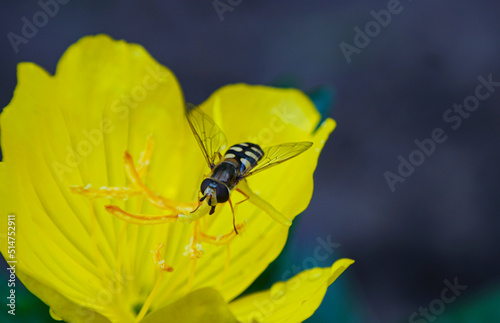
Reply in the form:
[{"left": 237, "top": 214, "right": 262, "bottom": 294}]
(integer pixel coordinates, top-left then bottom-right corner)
[
  {"left": 236, "top": 180, "right": 292, "bottom": 227},
  {"left": 234, "top": 188, "right": 250, "bottom": 206},
  {"left": 228, "top": 198, "right": 238, "bottom": 234}
]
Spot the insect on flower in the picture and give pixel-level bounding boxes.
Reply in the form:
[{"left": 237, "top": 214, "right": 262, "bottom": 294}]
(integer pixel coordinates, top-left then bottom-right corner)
[
  {"left": 1, "top": 35, "right": 354, "bottom": 323},
  {"left": 186, "top": 105, "right": 313, "bottom": 233},
  {"left": 70, "top": 105, "right": 312, "bottom": 233}
]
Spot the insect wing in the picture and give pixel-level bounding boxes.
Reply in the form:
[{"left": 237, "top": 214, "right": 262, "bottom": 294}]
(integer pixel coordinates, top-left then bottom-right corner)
[
  {"left": 186, "top": 105, "right": 227, "bottom": 168},
  {"left": 245, "top": 141, "right": 313, "bottom": 177}
]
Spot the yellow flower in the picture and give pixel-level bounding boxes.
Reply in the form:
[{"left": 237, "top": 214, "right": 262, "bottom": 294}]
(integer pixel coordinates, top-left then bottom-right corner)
[{"left": 0, "top": 34, "right": 353, "bottom": 322}]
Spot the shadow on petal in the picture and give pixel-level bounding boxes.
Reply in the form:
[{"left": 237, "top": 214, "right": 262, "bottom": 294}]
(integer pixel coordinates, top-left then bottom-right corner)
[{"left": 142, "top": 287, "right": 238, "bottom": 323}]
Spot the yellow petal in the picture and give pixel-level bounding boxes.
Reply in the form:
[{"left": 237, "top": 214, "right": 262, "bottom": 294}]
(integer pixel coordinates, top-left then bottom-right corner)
[
  {"left": 142, "top": 288, "right": 237, "bottom": 323},
  {"left": 18, "top": 272, "right": 110, "bottom": 323},
  {"left": 228, "top": 259, "right": 354, "bottom": 323},
  {"left": 0, "top": 34, "right": 193, "bottom": 320},
  {"left": 200, "top": 84, "right": 321, "bottom": 145}
]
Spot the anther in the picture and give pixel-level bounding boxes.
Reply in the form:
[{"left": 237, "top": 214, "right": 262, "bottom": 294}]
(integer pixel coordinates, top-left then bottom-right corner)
[
  {"left": 153, "top": 243, "right": 174, "bottom": 272},
  {"left": 183, "top": 237, "right": 204, "bottom": 259}
]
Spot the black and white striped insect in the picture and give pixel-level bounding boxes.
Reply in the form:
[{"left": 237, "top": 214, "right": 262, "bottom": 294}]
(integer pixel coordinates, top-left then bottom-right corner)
[{"left": 186, "top": 105, "right": 312, "bottom": 233}]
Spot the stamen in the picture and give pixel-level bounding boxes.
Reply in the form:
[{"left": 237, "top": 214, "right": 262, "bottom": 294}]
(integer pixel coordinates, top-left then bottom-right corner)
[
  {"left": 184, "top": 222, "right": 203, "bottom": 294},
  {"left": 135, "top": 243, "right": 173, "bottom": 323},
  {"left": 183, "top": 237, "right": 205, "bottom": 259},
  {"left": 137, "top": 134, "right": 154, "bottom": 177},
  {"left": 198, "top": 222, "right": 246, "bottom": 245},
  {"left": 153, "top": 243, "right": 174, "bottom": 272},
  {"left": 70, "top": 185, "right": 141, "bottom": 199},
  {"left": 186, "top": 259, "right": 198, "bottom": 294},
  {"left": 124, "top": 151, "right": 196, "bottom": 213},
  {"left": 105, "top": 205, "right": 179, "bottom": 225},
  {"left": 88, "top": 198, "right": 112, "bottom": 285},
  {"left": 178, "top": 203, "right": 211, "bottom": 224},
  {"left": 216, "top": 244, "right": 231, "bottom": 289},
  {"left": 115, "top": 223, "right": 128, "bottom": 306}
]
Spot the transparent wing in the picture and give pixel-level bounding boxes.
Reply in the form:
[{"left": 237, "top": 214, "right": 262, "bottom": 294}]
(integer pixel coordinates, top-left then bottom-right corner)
[
  {"left": 245, "top": 141, "right": 313, "bottom": 177},
  {"left": 186, "top": 104, "right": 227, "bottom": 169}
]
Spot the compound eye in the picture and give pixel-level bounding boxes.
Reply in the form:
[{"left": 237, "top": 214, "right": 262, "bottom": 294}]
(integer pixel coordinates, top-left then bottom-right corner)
[
  {"left": 216, "top": 184, "right": 230, "bottom": 203},
  {"left": 201, "top": 178, "right": 212, "bottom": 193}
]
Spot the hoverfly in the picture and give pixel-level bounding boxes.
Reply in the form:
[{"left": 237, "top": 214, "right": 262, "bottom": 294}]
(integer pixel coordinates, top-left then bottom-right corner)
[{"left": 186, "top": 105, "right": 313, "bottom": 233}]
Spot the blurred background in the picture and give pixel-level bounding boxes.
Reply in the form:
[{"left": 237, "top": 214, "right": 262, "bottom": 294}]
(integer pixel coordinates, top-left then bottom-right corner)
[{"left": 1, "top": 0, "right": 500, "bottom": 322}]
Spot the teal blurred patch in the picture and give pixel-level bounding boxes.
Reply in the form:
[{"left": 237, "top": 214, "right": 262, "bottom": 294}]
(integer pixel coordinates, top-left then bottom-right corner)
[
  {"left": 307, "top": 85, "right": 336, "bottom": 129},
  {"left": 435, "top": 283, "right": 500, "bottom": 322},
  {"left": 304, "top": 276, "right": 365, "bottom": 323},
  {"left": 0, "top": 277, "right": 54, "bottom": 322},
  {"left": 269, "top": 78, "right": 336, "bottom": 126}
]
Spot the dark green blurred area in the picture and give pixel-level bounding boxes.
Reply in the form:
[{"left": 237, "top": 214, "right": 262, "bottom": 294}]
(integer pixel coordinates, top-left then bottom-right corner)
[{"left": 0, "top": 256, "right": 52, "bottom": 322}]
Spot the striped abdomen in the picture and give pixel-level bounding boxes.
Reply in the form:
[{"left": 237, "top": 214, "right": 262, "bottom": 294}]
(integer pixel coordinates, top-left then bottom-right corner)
[{"left": 223, "top": 142, "right": 264, "bottom": 174}]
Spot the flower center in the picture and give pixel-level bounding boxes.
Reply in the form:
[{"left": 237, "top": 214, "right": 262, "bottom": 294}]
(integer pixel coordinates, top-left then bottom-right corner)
[
  {"left": 70, "top": 135, "right": 251, "bottom": 320},
  {"left": 70, "top": 134, "right": 297, "bottom": 321}
]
